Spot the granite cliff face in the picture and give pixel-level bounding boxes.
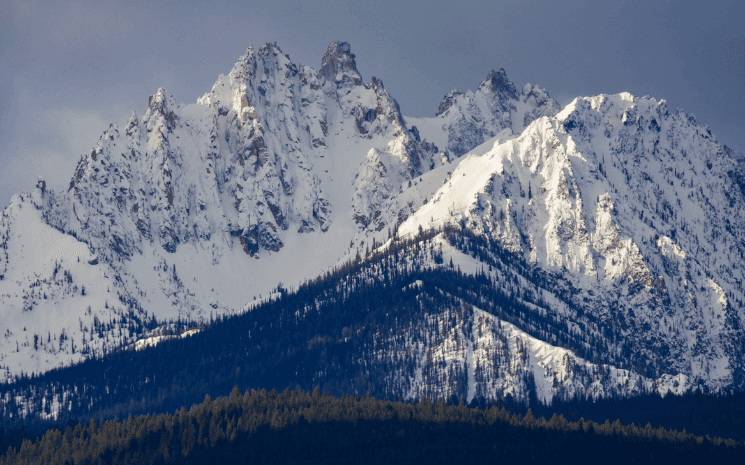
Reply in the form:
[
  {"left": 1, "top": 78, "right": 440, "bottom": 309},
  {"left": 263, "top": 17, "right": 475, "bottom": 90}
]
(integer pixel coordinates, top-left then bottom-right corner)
[{"left": 1, "top": 41, "right": 744, "bottom": 406}]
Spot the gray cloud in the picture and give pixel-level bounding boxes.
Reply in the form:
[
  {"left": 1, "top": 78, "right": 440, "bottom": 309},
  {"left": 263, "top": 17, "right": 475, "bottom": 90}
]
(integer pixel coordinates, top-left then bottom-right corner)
[
  {"left": 0, "top": 105, "right": 119, "bottom": 200},
  {"left": 721, "top": 35, "right": 745, "bottom": 100}
]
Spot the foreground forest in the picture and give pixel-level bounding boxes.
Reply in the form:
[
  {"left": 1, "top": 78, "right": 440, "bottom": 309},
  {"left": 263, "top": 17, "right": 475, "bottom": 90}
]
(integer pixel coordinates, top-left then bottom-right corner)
[{"left": 1, "top": 387, "right": 742, "bottom": 464}]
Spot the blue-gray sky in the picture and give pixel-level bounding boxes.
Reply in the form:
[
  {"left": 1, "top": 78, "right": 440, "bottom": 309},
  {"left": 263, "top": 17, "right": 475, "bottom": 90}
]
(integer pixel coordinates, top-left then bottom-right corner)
[{"left": 1, "top": 0, "right": 743, "bottom": 206}]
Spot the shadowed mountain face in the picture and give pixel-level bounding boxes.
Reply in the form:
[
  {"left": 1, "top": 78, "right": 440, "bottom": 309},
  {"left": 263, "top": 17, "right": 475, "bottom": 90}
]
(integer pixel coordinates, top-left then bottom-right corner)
[{"left": 1, "top": 41, "right": 745, "bottom": 409}]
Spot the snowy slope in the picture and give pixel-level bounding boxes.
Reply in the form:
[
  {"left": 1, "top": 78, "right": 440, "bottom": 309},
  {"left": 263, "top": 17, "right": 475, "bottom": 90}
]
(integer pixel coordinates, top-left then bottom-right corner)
[
  {"left": 368, "top": 289, "right": 687, "bottom": 404},
  {"left": 0, "top": 190, "right": 124, "bottom": 379}
]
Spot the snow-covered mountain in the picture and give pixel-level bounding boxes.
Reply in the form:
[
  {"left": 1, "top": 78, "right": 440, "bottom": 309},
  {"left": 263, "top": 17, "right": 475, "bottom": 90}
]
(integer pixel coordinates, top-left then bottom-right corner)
[
  {"left": 0, "top": 42, "right": 551, "bottom": 382},
  {"left": 1, "top": 41, "right": 744, "bottom": 405},
  {"left": 0, "top": 41, "right": 432, "bottom": 379},
  {"left": 398, "top": 92, "right": 745, "bottom": 392},
  {"left": 406, "top": 68, "right": 560, "bottom": 158}
]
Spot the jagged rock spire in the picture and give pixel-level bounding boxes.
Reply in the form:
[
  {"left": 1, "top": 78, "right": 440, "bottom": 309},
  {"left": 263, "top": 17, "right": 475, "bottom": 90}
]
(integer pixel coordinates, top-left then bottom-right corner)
[
  {"left": 478, "top": 68, "right": 519, "bottom": 101},
  {"left": 144, "top": 88, "right": 177, "bottom": 132},
  {"left": 436, "top": 90, "right": 465, "bottom": 117},
  {"left": 438, "top": 69, "right": 520, "bottom": 117},
  {"left": 320, "top": 41, "right": 362, "bottom": 89}
]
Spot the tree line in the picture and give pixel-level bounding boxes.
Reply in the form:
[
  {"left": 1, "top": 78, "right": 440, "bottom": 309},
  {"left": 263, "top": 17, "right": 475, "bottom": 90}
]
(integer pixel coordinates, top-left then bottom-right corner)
[{"left": 1, "top": 386, "right": 741, "bottom": 464}]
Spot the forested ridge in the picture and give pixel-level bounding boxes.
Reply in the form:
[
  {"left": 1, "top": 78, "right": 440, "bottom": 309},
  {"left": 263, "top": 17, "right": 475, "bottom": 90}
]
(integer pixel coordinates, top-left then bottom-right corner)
[
  {"left": 2, "top": 229, "right": 580, "bottom": 423},
  {"left": 2, "top": 228, "right": 745, "bottom": 458},
  {"left": 1, "top": 387, "right": 741, "bottom": 464}
]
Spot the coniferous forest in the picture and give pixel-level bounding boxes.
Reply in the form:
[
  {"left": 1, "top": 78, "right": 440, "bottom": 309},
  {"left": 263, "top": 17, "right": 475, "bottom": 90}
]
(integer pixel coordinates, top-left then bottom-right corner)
[{"left": 1, "top": 387, "right": 742, "bottom": 464}]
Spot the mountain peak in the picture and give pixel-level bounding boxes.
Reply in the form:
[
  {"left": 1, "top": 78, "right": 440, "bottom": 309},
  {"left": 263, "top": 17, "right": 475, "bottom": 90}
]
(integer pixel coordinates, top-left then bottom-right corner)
[
  {"left": 238, "top": 45, "right": 255, "bottom": 62},
  {"left": 226, "top": 45, "right": 256, "bottom": 79},
  {"left": 146, "top": 88, "right": 175, "bottom": 114},
  {"left": 429, "top": 68, "right": 560, "bottom": 157},
  {"left": 320, "top": 41, "right": 362, "bottom": 88},
  {"left": 257, "top": 42, "right": 286, "bottom": 59},
  {"left": 478, "top": 68, "right": 518, "bottom": 100},
  {"left": 144, "top": 88, "right": 177, "bottom": 131}
]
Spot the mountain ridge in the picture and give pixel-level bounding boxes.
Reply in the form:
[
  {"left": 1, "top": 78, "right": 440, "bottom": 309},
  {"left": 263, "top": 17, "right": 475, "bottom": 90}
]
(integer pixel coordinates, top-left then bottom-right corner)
[{"left": 1, "top": 41, "right": 744, "bottom": 408}]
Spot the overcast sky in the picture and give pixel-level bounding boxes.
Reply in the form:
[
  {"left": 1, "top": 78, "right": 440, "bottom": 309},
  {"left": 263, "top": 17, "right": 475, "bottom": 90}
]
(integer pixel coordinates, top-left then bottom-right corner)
[{"left": 1, "top": 0, "right": 743, "bottom": 206}]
